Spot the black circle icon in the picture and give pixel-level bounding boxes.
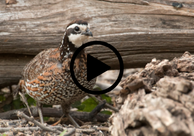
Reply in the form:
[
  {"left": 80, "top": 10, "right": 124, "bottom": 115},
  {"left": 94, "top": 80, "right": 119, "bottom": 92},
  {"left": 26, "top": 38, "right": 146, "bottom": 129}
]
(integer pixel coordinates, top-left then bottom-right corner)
[{"left": 70, "top": 41, "right": 124, "bottom": 94}]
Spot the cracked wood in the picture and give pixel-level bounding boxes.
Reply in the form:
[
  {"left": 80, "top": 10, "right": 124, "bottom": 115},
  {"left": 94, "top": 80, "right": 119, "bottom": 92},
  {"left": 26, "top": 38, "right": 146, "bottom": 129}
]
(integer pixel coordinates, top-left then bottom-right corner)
[{"left": 0, "top": 0, "right": 194, "bottom": 88}]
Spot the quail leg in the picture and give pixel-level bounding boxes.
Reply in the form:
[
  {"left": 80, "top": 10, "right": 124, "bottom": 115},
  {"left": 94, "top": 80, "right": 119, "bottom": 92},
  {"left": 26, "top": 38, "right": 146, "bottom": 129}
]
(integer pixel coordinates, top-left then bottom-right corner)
[
  {"left": 37, "top": 101, "right": 44, "bottom": 124},
  {"left": 61, "top": 103, "right": 80, "bottom": 127}
]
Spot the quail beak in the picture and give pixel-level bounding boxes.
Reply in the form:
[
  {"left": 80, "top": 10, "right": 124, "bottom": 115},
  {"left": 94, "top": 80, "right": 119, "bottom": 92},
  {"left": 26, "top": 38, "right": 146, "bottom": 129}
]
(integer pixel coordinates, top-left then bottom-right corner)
[{"left": 82, "top": 28, "right": 93, "bottom": 37}]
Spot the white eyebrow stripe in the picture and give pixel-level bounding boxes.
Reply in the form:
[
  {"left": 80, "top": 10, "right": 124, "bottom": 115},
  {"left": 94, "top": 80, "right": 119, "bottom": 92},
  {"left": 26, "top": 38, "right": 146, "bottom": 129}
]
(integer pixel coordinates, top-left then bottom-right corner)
[{"left": 67, "top": 24, "right": 88, "bottom": 30}]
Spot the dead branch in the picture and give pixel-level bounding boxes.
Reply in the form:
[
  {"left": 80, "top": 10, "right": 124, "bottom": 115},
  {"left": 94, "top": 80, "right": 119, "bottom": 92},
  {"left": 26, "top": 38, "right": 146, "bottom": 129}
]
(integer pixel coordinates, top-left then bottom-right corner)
[
  {"left": 88, "top": 100, "right": 106, "bottom": 121},
  {"left": 63, "top": 128, "right": 76, "bottom": 136},
  {"left": 88, "top": 94, "right": 119, "bottom": 112},
  {"left": 0, "top": 126, "right": 64, "bottom": 133},
  {"left": 17, "top": 111, "right": 62, "bottom": 134},
  {"left": 0, "top": 107, "right": 109, "bottom": 122}
]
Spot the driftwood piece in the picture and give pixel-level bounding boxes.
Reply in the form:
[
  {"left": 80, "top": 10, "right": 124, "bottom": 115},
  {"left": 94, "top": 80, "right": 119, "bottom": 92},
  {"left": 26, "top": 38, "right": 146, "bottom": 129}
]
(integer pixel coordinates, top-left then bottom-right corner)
[
  {"left": 110, "top": 52, "right": 194, "bottom": 136},
  {"left": 1, "top": 0, "right": 194, "bottom": 88}
]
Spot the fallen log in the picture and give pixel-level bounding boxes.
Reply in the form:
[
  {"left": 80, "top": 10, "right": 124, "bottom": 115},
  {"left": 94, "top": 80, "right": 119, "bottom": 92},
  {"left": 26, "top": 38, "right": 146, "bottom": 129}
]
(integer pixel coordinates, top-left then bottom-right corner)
[{"left": 1, "top": 0, "right": 194, "bottom": 88}]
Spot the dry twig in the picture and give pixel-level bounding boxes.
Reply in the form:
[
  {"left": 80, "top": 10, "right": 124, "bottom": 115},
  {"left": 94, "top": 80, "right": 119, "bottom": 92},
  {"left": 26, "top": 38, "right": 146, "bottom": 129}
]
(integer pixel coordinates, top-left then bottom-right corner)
[
  {"left": 19, "top": 92, "right": 32, "bottom": 117},
  {"left": 88, "top": 94, "right": 119, "bottom": 112},
  {"left": 88, "top": 100, "right": 106, "bottom": 120},
  {"left": 63, "top": 128, "right": 76, "bottom": 136},
  {"left": 17, "top": 111, "right": 62, "bottom": 134}
]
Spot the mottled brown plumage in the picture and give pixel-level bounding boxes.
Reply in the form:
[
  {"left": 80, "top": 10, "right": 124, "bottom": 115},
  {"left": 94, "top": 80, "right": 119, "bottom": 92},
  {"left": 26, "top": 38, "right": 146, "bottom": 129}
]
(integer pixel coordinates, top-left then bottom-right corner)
[{"left": 18, "top": 20, "right": 95, "bottom": 125}]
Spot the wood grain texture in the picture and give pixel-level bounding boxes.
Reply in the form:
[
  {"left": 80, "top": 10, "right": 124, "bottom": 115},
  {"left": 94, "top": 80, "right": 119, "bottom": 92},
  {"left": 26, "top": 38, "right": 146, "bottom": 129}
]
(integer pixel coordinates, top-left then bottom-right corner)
[{"left": 0, "top": 0, "right": 194, "bottom": 88}]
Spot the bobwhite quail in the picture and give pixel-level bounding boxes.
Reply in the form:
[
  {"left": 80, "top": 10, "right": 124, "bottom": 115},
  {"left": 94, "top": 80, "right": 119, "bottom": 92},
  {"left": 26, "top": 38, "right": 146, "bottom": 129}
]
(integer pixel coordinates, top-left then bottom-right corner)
[{"left": 18, "top": 20, "right": 95, "bottom": 126}]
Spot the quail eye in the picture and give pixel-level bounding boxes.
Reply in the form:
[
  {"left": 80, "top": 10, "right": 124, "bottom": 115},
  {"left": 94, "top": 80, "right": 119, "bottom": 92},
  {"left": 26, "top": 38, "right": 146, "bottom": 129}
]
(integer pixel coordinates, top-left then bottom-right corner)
[{"left": 74, "top": 26, "right": 80, "bottom": 31}]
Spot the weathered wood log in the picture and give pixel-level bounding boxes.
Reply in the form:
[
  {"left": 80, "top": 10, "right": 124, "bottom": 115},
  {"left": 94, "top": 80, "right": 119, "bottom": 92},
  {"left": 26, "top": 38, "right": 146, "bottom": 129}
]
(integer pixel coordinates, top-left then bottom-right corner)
[{"left": 1, "top": 0, "right": 194, "bottom": 88}]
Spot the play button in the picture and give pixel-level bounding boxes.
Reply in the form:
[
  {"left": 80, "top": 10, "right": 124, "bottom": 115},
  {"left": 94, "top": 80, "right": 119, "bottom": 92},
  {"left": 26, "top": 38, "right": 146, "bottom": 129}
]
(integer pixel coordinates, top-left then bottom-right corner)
[
  {"left": 70, "top": 41, "right": 124, "bottom": 94},
  {"left": 87, "top": 54, "right": 111, "bottom": 81}
]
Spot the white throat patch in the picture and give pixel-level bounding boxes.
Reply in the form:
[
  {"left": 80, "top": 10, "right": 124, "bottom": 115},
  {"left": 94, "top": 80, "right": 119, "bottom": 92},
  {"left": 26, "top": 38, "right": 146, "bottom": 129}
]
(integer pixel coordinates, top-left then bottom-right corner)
[{"left": 68, "top": 34, "right": 88, "bottom": 48}]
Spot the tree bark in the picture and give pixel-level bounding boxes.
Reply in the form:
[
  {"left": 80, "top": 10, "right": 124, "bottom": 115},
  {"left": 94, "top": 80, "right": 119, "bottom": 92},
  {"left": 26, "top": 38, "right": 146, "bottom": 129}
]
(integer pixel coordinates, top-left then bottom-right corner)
[
  {"left": 110, "top": 52, "right": 194, "bottom": 136},
  {"left": 0, "top": 0, "right": 194, "bottom": 88}
]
